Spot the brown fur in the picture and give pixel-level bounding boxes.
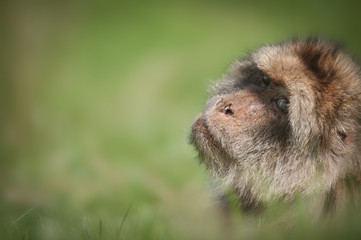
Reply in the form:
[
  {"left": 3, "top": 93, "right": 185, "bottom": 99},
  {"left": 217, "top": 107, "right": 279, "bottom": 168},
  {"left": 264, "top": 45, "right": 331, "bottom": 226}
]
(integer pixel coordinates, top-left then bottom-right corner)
[{"left": 190, "top": 38, "right": 361, "bottom": 215}]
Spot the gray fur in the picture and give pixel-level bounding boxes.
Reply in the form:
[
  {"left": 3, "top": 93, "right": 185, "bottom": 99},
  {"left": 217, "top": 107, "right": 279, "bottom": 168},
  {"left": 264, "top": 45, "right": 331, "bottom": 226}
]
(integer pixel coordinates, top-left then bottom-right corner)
[{"left": 190, "top": 38, "right": 361, "bottom": 214}]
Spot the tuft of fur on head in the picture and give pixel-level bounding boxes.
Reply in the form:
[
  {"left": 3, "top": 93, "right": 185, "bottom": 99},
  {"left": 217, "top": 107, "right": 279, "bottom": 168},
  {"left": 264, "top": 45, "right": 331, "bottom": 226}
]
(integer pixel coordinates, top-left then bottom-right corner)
[{"left": 190, "top": 38, "right": 361, "bottom": 214}]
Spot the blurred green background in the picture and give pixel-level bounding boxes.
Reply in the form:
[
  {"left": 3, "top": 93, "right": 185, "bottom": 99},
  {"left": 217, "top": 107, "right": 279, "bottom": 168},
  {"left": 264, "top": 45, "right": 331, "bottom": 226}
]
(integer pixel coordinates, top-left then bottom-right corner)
[{"left": 2, "top": 0, "right": 361, "bottom": 239}]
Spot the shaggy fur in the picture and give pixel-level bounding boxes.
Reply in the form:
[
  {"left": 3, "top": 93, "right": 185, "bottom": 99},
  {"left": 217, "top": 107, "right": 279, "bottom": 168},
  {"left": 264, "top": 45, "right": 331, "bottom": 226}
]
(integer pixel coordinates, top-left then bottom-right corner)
[{"left": 190, "top": 38, "right": 361, "bottom": 214}]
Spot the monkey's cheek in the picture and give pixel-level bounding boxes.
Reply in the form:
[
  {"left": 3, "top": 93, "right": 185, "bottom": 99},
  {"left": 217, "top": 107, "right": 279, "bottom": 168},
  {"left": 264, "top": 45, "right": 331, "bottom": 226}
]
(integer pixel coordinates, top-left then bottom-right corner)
[{"left": 205, "top": 111, "right": 237, "bottom": 141}]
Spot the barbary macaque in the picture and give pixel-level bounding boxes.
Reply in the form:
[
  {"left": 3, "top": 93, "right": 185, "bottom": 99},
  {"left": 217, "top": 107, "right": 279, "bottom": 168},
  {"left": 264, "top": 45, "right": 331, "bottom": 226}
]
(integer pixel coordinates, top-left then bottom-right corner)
[{"left": 190, "top": 38, "right": 361, "bottom": 215}]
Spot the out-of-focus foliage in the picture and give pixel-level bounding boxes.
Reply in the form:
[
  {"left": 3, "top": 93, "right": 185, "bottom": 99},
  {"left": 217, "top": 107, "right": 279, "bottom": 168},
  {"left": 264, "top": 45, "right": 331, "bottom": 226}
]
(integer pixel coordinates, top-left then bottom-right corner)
[{"left": 1, "top": 0, "right": 361, "bottom": 239}]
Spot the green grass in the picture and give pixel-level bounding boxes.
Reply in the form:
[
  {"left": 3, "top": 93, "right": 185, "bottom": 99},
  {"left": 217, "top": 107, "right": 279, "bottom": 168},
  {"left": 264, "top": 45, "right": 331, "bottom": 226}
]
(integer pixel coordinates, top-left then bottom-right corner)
[{"left": 2, "top": 0, "right": 361, "bottom": 239}]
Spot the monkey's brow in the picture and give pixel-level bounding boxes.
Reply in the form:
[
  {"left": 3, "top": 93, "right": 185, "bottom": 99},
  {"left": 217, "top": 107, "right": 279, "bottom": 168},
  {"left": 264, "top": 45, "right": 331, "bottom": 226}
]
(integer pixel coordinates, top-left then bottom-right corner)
[{"left": 241, "top": 67, "right": 265, "bottom": 83}]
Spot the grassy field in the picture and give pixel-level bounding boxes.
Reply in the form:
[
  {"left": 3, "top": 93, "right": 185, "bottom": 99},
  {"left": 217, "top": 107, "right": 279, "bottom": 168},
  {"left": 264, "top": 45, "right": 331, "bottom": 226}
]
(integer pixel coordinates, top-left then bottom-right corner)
[{"left": 2, "top": 0, "right": 361, "bottom": 239}]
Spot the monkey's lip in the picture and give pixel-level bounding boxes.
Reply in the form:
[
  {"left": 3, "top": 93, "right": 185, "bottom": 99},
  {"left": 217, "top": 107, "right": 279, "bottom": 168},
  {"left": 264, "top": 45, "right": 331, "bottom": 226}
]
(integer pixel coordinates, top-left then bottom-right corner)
[
  {"left": 191, "top": 114, "right": 209, "bottom": 138},
  {"left": 190, "top": 114, "right": 217, "bottom": 148}
]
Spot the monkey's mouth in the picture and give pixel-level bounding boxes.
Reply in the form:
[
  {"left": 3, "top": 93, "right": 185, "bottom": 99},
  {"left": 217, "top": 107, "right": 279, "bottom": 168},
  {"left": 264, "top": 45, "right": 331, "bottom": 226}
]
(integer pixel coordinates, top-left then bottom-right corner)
[
  {"left": 191, "top": 114, "right": 236, "bottom": 173},
  {"left": 190, "top": 114, "right": 221, "bottom": 154},
  {"left": 190, "top": 114, "right": 210, "bottom": 143}
]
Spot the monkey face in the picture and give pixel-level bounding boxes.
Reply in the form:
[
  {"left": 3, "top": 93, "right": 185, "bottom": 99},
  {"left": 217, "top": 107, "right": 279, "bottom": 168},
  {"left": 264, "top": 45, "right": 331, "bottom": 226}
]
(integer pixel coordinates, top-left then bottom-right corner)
[{"left": 190, "top": 39, "right": 361, "bottom": 202}]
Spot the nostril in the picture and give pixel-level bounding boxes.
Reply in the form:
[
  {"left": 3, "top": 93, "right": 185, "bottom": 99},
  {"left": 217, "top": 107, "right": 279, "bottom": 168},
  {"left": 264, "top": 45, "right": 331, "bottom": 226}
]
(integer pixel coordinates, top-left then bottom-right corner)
[{"left": 224, "top": 104, "right": 234, "bottom": 115}]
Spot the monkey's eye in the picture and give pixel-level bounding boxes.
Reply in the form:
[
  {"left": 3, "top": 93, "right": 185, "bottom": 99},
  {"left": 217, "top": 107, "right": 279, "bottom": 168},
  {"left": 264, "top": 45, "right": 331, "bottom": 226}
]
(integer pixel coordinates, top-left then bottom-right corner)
[
  {"left": 276, "top": 98, "right": 289, "bottom": 113},
  {"left": 262, "top": 75, "right": 271, "bottom": 86}
]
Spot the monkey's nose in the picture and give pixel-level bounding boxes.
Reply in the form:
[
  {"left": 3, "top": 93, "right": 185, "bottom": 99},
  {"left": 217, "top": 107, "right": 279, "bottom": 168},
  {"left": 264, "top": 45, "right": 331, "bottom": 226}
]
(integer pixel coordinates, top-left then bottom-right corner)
[
  {"left": 223, "top": 104, "right": 234, "bottom": 115},
  {"left": 216, "top": 98, "right": 234, "bottom": 115},
  {"left": 222, "top": 104, "right": 234, "bottom": 115}
]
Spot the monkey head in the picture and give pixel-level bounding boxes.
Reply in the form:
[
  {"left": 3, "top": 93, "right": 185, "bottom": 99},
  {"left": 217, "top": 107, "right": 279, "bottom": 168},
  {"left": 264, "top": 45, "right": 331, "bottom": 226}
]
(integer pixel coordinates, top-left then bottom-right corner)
[{"left": 190, "top": 38, "right": 361, "bottom": 211}]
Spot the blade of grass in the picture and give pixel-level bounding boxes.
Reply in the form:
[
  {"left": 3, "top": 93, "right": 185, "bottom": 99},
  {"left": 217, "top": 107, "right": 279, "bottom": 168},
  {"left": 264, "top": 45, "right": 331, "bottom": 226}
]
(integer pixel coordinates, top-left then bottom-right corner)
[
  {"left": 8, "top": 207, "right": 35, "bottom": 228},
  {"left": 98, "top": 219, "right": 102, "bottom": 240},
  {"left": 116, "top": 203, "right": 132, "bottom": 239},
  {"left": 82, "top": 216, "right": 92, "bottom": 240}
]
